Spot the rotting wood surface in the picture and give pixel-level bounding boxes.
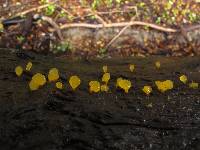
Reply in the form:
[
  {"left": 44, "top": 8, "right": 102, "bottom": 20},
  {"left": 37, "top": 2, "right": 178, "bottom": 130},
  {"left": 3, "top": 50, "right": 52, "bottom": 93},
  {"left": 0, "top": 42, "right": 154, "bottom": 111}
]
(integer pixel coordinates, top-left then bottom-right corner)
[{"left": 0, "top": 49, "right": 199, "bottom": 150}]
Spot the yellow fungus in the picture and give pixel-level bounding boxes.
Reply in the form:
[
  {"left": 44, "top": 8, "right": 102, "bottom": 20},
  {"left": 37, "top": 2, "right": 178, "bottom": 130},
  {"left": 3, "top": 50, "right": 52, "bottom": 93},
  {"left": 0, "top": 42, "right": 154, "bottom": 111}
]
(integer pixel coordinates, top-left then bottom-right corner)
[
  {"left": 116, "top": 77, "right": 123, "bottom": 87},
  {"left": 118, "top": 79, "right": 132, "bottom": 93},
  {"left": 56, "top": 82, "right": 63, "bottom": 89},
  {"left": 142, "top": 86, "right": 152, "bottom": 95},
  {"left": 179, "top": 75, "right": 187, "bottom": 84},
  {"left": 101, "top": 84, "right": 109, "bottom": 92},
  {"left": 48, "top": 68, "right": 59, "bottom": 82},
  {"left": 155, "top": 80, "right": 173, "bottom": 93},
  {"left": 189, "top": 82, "right": 199, "bottom": 89},
  {"left": 102, "top": 65, "right": 108, "bottom": 73},
  {"left": 32, "top": 73, "right": 46, "bottom": 86},
  {"left": 102, "top": 73, "right": 110, "bottom": 84},
  {"left": 155, "top": 61, "right": 161, "bottom": 69},
  {"left": 29, "top": 73, "right": 46, "bottom": 91},
  {"left": 26, "top": 62, "right": 32, "bottom": 71},
  {"left": 29, "top": 80, "right": 39, "bottom": 91},
  {"left": 129, "top": 64, "right": 135, "bottom": 72},
  {"left": 89, "top": 81, "right": 100, "bottom": 93},
  {"left": 15, "top": 66, "right": 23, "bottom": 77},
  {"left": 69, "top": 75, "right": 81, "bottom": 90}
]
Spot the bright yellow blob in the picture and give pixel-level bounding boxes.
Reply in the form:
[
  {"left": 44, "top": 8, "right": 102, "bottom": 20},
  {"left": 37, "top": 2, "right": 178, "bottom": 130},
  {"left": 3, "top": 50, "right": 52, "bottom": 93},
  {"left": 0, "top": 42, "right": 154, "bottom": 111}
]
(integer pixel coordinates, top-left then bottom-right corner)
[
  {"left": 155, "top": 61, "right": 161, "bottom": 69},
  {"left": 103, "top": 65, "right": 108, "bottom": 73},
  {"left": 32, "top": 73, "right": 46, "bottom": 86},
  {"left": 116, "top": 77, "right": 123, "bottom": 87},
  {"left": 15, "top": 66, "right": 23, "bottom": 77},
  {"left": 101, "top": 84, "right": 109, "bottom": 92},
  {"left": 102, "top": 73, "right": 110, "bottom": 84},
  {"left": 189, "top": 82, "right": 199, "bottom": 89},
  {"left": 26, "top": 62, "right": 32, "bottom": 71},
  {"left": 89, "top": 81, "right": 100, "bottom": 93},
  {"left": 29, "top": 80, "right": 39, "bottom": 91},
  {"left": 155, "top": 80, "right": 173, "bottom": 93},
  {"left": 29, "top": 73, "right": 46, "bottom": 91},
  {"left": 48, "top": 68, "right": 59, "bottom": 82},
  {"left": 129, "top": 64, "right": 135, "bottom": 72},
  {"left": 118, "top": 79, "right": 132, "bottom": 93},
  {"left": 142, "top": 86, "right": 152, "bottom": 95},
  {"left": 69, "top": 75, "right": 81, "bottom": 90},
  {"left": 56, "top": 82, "right": 63, "bottom": 89},
  {"left": 179, "top": 75, "right": 187, "bottom": 84}
]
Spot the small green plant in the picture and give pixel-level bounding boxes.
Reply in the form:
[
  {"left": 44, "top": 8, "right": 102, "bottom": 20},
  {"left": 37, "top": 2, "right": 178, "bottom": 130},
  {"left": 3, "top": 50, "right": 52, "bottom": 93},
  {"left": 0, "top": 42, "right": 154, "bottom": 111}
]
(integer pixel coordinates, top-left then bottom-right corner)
[
  {"left": 45, "top": 4, "right": 56, "bottom": 16},
  {"left": 17, "top": 36, "right": 25, "bottom": 43},
  {"left": 55, "top": 42, "right": 72, "bottom": 53}
]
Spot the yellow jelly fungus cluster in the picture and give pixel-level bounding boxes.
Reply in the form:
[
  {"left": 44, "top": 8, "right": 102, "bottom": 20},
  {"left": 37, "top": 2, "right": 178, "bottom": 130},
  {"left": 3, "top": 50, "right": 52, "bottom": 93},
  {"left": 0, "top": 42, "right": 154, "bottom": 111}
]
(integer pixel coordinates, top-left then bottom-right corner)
[
  {"left": 189, "top": 82, "right": 199, "bottom": 89},
  {"left": 102, "top": 73, "right": 110, "bottom": 84},
  {"left": 56, "top": 81, "right": 63, "bottom": 89},
  {"left": 48, "top": 68, "right": 59, "bottom": 82},
  {"left": 179, "top": 75, "right": 187, "bottom": 84},
  {"left": 69, "top": 75, "right": 81, "bottom": 90},
  {"left": 103, "top": 65, "right": 108, "bottom": 73},
  {"left": 129, "top": 64, "right": 135, "bottom": 72},
  {"left": 15, "top": 66, "right": 23, "bottom": 77},
  {"left": 142, "top": 86, "right": 152, "bottom": 95},
  {"left": 155, "top": 80, "right": 174, "bottom": 93},
  {"left": 89, "top": 81, "right": 101, "bottom": 93},
  {"left": 101, "top": 84, "right": 109, "bottom": 92},
  {"left": 117, "top": 78, "right": 132, "bottom": 93},
  {"left": 29, "top": 73, "right": 46, "bottom": 91},
  {"left": 26, "top": 62, "right": 32, "bottom": 71},
  {"left": 155, "top": 61, "right": 161, "bottom": 69}
]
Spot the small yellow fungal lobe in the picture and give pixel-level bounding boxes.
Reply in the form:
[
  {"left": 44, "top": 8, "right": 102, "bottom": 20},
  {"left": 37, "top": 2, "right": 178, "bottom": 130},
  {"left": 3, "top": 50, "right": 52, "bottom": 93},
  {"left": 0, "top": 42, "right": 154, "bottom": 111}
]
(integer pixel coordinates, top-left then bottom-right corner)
[
  {"left": 118, "top": 79, "right": 132, "bottom": 93},
  {"left": 29, "top": 80, "right": 39, "bottom": 91},
  {"left": 101, "top": 84, "right": 109, "bottom": 92},
  {"left": 48, "top": 68, "right": 59, "bottom": 82},
  {"left": 155, "top": 80, "right": 173, "bottom": 93},
  {"left": 26, "top": 62, "right": 32, "bottom": 71},
  {"left": 189, "top": 82, "right": 199, "bottom": 89},
  {"left": 116, "top": 77, "right": 123, "bottom": 87},
  {"left": 29, "top": 73, "right": 46, "bottom": 91},
  {"left": 102, "top": 65, "right": 108, "bottom": 73},
  {"left": 15, "top": 66, "right": 23, "bottom": 77},
  {"left": 32, "top": 73, "right": 46, "bottom": 86},
  {"left": 102, "top": 73, "right": 110, "bottom": 84},
  {"left": 142, "top": 86, "right": 152, "bottom": 95},
  {"left": 129, "top": 64, "right": 135, "bottom": 72},
  {"left": 69, "top": 75, "right": 81, "bottom": 90},
  {"left": 155, "top": 61, "right": 161, "bottom": 69},
  {"left": 179, "top": 75, "right": 187, "bottom": 84},
  {"left": 89, "top": 81, "right": 100, "bottom": 93},
  {"left": 56, "top": 82, "right": 63, "bottom": 89}
]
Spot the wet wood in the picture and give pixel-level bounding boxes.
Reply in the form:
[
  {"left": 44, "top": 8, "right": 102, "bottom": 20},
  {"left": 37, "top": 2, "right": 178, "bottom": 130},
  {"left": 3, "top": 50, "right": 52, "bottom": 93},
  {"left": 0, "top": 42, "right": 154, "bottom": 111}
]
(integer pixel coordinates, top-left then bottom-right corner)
[{"left": 0, "top": 49, "right": 199, "bottom": 150}]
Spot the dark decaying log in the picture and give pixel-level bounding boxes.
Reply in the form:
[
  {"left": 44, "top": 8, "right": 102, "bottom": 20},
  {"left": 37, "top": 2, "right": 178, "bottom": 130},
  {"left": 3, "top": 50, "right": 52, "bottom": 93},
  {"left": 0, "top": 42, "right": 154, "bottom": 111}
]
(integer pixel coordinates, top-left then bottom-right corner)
[{"left": 0, "top": 49, "right": 199, "bottom": 150}]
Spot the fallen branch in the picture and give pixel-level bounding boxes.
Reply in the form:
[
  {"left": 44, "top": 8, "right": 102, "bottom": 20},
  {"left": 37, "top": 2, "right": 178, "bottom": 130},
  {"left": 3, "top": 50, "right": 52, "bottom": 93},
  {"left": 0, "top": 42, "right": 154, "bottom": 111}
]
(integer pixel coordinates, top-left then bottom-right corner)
[{"left": 59, "top": 21, "right": 178, "bottom": 33}]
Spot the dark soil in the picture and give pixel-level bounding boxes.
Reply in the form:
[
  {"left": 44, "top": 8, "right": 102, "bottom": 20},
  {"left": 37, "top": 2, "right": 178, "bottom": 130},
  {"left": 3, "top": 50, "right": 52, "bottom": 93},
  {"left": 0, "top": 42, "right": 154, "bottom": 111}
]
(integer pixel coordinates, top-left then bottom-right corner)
[{"left": 0, "top": 48, "right": 199, "bottom": 150}]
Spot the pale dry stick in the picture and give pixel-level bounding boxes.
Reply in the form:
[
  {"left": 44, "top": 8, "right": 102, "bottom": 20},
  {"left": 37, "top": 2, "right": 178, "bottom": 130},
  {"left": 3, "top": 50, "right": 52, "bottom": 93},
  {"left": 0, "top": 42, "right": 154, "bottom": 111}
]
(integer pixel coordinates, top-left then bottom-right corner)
[
  {"left": 59, "top": 21, "right": 178, "bottom": 33},
  {"left": 87, "top": 9, "right": 107, "bottom": 26},
  {"left": 15, "top": 0, "right": 59, "bottom": 17},
  {"left": 104, "top": 25, "right": 130, "bottom": 50},
  {"left": 41, "top": 16, "right": 63, "bottom": 41},
  {"left": 104, "top": 7, "right": 138, "bottom": 50}
]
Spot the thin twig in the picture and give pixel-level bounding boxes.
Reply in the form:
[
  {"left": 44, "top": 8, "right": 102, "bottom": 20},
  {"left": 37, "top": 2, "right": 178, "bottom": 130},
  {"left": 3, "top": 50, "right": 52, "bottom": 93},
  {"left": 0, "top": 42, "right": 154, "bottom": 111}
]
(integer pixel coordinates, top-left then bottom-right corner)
[
  {"left": 87, "top": 9, "right": 107, "bottom": 26},
  {"left": 59, "top": 21, "right": 178, "bottom": 33},
  {"left": 41, "top": 16, "right": 63, "bottom": 41},
  {"left": 15, "top": 0, "right": 58, "bottom": 17},
  {"left": 104, "top": 25, "right": 130, "bottom": 50}
]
